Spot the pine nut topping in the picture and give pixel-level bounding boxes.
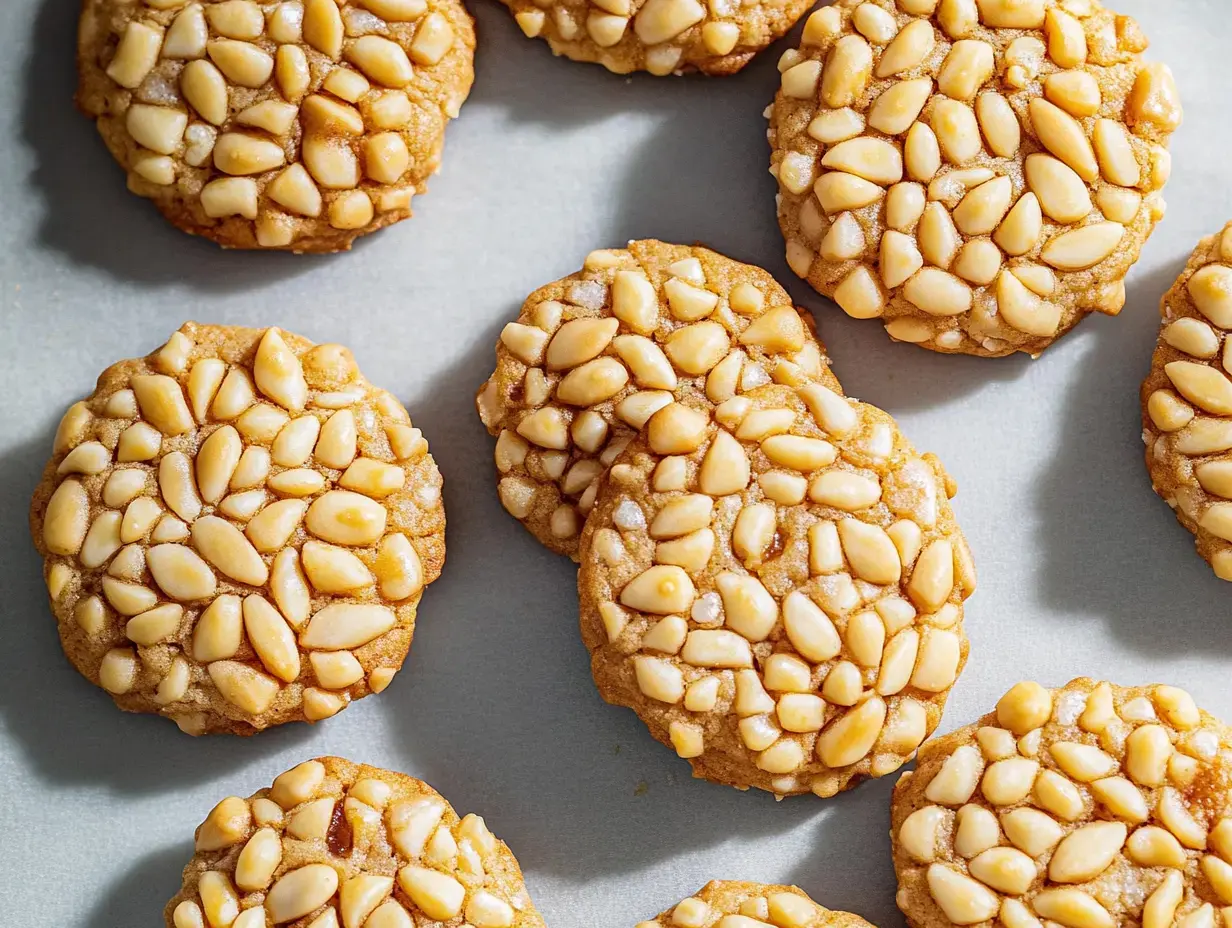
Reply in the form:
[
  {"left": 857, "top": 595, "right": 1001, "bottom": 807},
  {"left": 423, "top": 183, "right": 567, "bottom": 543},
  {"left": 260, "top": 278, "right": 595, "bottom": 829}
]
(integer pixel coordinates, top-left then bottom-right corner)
[
  {"left": 30, "top": 324, "right": 444, "bottom": 733},
  {"left": 579, "top": 382, "right": 971, "bottom": 797},
  {"left": 893, "top": 680, "right": 1232, "bottom": 928}
]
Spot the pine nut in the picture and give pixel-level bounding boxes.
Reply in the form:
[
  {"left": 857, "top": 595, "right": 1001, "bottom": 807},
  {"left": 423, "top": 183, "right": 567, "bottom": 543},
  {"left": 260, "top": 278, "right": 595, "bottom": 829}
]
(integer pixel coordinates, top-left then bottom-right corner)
[
  {"left": 147, "top": 543, "right": 218, "bottom": 601},
  {"left": 822, "top": 35, "right": 872, "bottom": 108},
  {"left": 952, "top": 176, "right": 1012, "bottom": 236},
  {"left": 1041, "top": 223, "right": 1125, "bottom": 271},
  {"left": 886, "top": 182, "right": 926, "bottom": 232},
  {"left": 953, "top": 804, "right": 1000, "bottom": 857},
  {"left": 876, "top": 19, "right": 934, "bottom": 77},
  {"left": 1128, "top": 63, "right": 1183, "bottom": 133},
  {"left": 266, "top": 865, "right": 340, "bottom": 923},
  {"left": 900, "top": 805, "right": 946, "bottom": 861},
  {"left": 814, "top": 172, "right": 884, "bottom": 215},
  {"left": 927, "top": 863, "right": 999, "bottom": 925},
  {"left": 938, "top": 40, "right": 994, "bottom": 101},
  {"left": 780, "top": 61, "right": 821, "bottom": 100},
  {"left": 822, "top": 138, "right": 904, "bottom": 186},
  {"left": 300, "top": 603, "right": 396, "bottom": 650},
  {"left": 208, "top": 660, "right": 280, "bottom": 712},
  {"left": 925, "top": 744, "right": 982, "bottom": 805},
  {"left": 931, "top": 100, "right": 981, "bottom": 165},
  {"left": 1025, "top": 154, "right": 1091, "bottom": 225},
  {"left": 648, "top": 403, "right": 709, "bottom": 454},
  {"left": 200, "top": 177, "right": 259, "bottom": 219},
  {"left": 1029, "top": 98, "right": 1098, "bottom": 182},
  {"left": 975, "top": 92, "right": 1020, "bottom": 157},
  {"left": 808, "top": 109, "right": 865, "bottom": 145},
  {"left": 125, "top": 602, "right": 183, "bottom": 645},
  {"left": 903, "top": 269, "right": 972, "bottom": 317},
  {"left": 917, "top": 203, "right": 960, "bottom": 269},
  {"left": 1188, "top": 265, "right": 1232, "bottom": 327},
  {"left": 1031, "top": 889, "right": 1113, "bottom": 928},
  {"left": 816, "top": 695, "right": 885, "bottom": 766}
]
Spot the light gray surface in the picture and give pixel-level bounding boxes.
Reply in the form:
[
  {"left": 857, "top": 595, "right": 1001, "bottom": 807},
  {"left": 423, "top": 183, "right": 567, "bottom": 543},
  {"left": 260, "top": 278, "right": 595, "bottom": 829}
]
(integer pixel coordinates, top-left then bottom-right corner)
[{"left": 2, "top": 1, "right": 1231, "bottom": 925}]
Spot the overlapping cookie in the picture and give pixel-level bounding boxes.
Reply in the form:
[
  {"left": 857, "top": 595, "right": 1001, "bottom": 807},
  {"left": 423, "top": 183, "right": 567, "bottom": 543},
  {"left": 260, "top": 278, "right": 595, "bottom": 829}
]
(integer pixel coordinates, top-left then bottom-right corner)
[
  {"left": 477, "top": 241, "right": 842, "bottom": 559},
  {"left": 578, "top": 381, "right": 975, "bottom": 797}
]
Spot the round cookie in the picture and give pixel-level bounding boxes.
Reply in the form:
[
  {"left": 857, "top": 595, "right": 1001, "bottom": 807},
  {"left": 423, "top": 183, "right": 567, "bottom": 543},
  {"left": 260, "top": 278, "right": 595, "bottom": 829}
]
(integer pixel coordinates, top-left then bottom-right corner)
[
  {"left": 30, "top": 323, "right": 445, "bottom": 734},
  {"left": 166, "top": 757, "right": 546, "bottom": 928},
  {"left": 77, "top": 0, "right": 475, "bottom": 252},
  {"left": 476, "top": 240, "right": 843, "bottom": 560},
  {"left": 501, "top": 0, "right": 811, "bottom": 76},
  {"left": 890, "top": 678, "right": 1232, "bottom": 928},
  {"left": 577, "top": 382, "right": 976, "bottom": 798},
  {"left": 636, "top": 882, "right": 876, "bottom": 928},
  {"left": 767, "top": 0, "right": 1181, "bottom": 357},
  {"left": 1142, "top": 221, "right": 1232, "bottom": 581}
]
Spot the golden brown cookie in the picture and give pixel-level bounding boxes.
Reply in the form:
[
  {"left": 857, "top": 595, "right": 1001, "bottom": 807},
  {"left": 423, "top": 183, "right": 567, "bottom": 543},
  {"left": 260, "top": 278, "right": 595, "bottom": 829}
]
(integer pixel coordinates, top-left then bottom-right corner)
[
  {"left": 476, "top": 240, "right": 843, "bottom": 560},
  {"left": 30, "top": 323, "right": 445, "bottom": 734},
  {"left": 77, "top": 0, "right": 475, "bottom": 252},
  {"left": 1141, "top": 221, "right": 1232, "bottom": 581},
  {"left": 501, "top": 0, "right": 811, "bottom": 76},
  {"left": 768, "top": 0, "right": 1180, "bottom": 357},
  {"left": 636, "top": 882, "right": 877, "bottom": 928},
  {"left": 165, "top": 757, "right": 545, "bottom": 928},
  {"left": 577, "top": 382, "right": 976, "bottom": 798},
  {"left": 892, "top": 679, "right": 1232, "bottom": 928}
]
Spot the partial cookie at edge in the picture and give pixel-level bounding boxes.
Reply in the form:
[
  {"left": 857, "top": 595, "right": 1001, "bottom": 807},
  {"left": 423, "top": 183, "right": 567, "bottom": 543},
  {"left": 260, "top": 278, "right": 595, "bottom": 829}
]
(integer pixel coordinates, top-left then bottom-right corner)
[
  {"left": 890, "top": 678, "right": 1232, "bottom": 928},
  {"left": 78, "top": 0, "right": 475, "bottom": 252},
  {"left": 166, "top": 756, "right": 546, "bottom": 928},
  {"left": 768, "top": 0, "right": 1180, "bottom": 357},
  {"left": 1142, "top": 221, "right": 1232, "bottom": 581},
  {"left": 637, "top": 881, "right": 878, "bottom": 928},
  {"left": 500, "top": 0, "right": 812, "bottom": 76}
]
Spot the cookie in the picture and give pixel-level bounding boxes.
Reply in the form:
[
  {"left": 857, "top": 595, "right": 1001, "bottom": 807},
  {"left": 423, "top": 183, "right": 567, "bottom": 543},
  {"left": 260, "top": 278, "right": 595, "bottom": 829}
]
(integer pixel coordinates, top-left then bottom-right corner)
[
  {"left": 165, "top": 757, "right": 545, "bottom": 928},
  {"left": 767, "top": 0, "right": 1181, "bottom": 357},
  {"left": 890, "top": 678, "right": 1232, "bottom": 928},
  {"left": 77, "top": 0, "right": 475, "bottom": 252},
  {"left": 30, "top": 323, "right": 445, "bottom": 734},
  {"left": 476, "top": 240, "right": 843, "bottom": 560},
  {"left": 577, "top": 382, "right": 976, "bottom": 797},
  {"left": 501, "top": 0, "right": 811, "bottom": 76},
  {"left": 1141, "top": 222, "right": 1232, "bottom": 581},
  {"left": 636, "top": 882, "right": 876, "bottom": 928}
]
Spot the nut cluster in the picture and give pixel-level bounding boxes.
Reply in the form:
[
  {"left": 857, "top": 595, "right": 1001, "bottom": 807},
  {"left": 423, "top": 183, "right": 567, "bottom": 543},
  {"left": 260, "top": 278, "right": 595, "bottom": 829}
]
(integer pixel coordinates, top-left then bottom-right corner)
[
  {"left": 577, "top": 382, "right": 976, "bottom": 797},
  {"left": 166, "top": 757, "right": 545, "bottom": 928},
  {"left": 77, "top": 0, "right": 475, "bottom": 251},
  {"left": 31, "top": 323, "right": 445, "bottom": 734},
  {"left": 476, "top": 240, "right": 841, "bottom": 559},
  {"left": 500, "top": 0, "right": 810, "bottom": 75},
  {"left": 891, "top": 679, "right": 1232, "bottom": 928},
  {"left": 768, "top": 0, "right": 1181, "bottom": 357},
  {"left": 635, "top": 881, "right": 875, "bottom": 928},
  {"left": 1142, "top": 221, "right": 1232, "bottom": 581}
]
